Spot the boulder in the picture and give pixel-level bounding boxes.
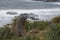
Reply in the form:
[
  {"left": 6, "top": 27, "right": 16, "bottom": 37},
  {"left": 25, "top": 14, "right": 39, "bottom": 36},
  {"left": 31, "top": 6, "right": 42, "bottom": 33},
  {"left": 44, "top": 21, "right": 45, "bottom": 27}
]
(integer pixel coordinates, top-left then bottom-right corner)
[
  {"left": 6, "top": 11, "right": 17, "bottom": 15},
  {"left": 20, "top": 13, "right": 39, "bottom": 20}
]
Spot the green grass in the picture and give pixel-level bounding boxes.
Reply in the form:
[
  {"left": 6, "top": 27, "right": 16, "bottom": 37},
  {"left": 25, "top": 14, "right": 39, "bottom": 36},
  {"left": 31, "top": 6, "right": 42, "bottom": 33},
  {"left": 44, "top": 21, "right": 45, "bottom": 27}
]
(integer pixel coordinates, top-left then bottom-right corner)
[{"left": 0, "top": 16, "right": 60, "bottom": 40}]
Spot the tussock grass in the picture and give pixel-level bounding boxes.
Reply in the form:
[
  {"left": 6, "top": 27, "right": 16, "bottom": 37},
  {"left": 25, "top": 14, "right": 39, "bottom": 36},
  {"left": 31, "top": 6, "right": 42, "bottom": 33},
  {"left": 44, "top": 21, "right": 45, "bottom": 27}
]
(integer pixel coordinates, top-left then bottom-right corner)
[{"left": 0, "top": 16, "right": 60, "bottom": 40}]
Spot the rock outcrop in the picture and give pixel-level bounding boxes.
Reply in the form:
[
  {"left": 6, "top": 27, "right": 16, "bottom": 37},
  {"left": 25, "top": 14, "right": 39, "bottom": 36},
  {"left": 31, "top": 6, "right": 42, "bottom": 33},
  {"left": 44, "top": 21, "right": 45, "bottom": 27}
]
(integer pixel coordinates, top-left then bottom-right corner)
[
  {"left": 20, "top": 13, "right": 39, "bottom": 20},
  {"left": 7, "top": 11, "right": 17, "bottom": 15}
]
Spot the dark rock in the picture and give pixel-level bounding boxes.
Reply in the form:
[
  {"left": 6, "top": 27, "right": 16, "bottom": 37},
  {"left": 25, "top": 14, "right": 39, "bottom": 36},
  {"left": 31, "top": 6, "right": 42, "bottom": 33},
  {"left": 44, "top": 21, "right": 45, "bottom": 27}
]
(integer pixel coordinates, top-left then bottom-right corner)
[
  {"left": 20, "top": 13, "right": 29, "bottom": 18},
  {"left": 7, "top": 11, "right": 17, "bottom": 15},
  {"left": 20, "top": 13, "right": 39, "bottom": 20}
]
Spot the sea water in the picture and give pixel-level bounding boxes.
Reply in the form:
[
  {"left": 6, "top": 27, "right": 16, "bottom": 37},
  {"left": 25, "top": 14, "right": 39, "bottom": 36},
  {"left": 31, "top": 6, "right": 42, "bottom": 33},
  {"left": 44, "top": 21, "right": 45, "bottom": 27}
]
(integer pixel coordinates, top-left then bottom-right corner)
[{"left": 0, "top": 2, "right": 60, "bottom": 26}]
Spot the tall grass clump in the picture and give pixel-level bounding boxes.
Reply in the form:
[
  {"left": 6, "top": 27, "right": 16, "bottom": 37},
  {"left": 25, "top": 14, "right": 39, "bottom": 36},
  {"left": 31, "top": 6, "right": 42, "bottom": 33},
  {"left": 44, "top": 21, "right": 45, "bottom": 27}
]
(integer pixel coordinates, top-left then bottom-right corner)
[
  {"left": 0, "top": 26, "right": 11, "bottom": 40},
  {"left": 25, "top": 35, "right": 40, "bottom": 40},
  {"left": 12, "top": 17, "right": 48, "bottom": 32},
  {"left": 31, "top": 21, "right": 48, "bottom": 30},
  {"left": 0, "top": 16, "right": 60, "bottom": 40},
  {"left": 48, "top": 16, "right": 60, "bottom": 40},
  {"left": 0, "top": 26, "right": 18, "bottom": 40},
  {"left": 51, "top": 16, "right": 60, "bottom": 23},
  {"left": 11, "top": 17, "right": 17, "bottom": 31},
  {"left": 25, "top": 21, "right": 48, "bottom": 32}
]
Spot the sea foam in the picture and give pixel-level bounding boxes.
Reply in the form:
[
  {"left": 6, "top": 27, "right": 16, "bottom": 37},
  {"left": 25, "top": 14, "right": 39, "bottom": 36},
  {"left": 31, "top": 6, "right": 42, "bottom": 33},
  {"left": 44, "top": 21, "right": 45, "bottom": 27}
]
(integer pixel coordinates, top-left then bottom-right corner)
[{"left": 0, "top": 9, "right": 60, "bottom": 26}]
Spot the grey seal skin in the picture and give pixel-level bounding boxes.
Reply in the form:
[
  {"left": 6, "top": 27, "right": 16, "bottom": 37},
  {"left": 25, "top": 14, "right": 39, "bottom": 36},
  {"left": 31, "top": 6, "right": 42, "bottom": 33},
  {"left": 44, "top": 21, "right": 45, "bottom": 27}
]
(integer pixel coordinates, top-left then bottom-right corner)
[{"left": 15, "top": 16, "right": 27, "bottom": 37}]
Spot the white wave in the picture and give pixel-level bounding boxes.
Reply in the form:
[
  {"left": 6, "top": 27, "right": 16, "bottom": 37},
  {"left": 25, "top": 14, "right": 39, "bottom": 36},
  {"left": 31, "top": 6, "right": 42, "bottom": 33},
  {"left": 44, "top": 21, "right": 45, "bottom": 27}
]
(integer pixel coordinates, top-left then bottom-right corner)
[
  {"left": 52, "top": 2, "right": 60, "bottom": 5},
  {"left": 0, "top": 9, "right": 60, "bottom": 26}
]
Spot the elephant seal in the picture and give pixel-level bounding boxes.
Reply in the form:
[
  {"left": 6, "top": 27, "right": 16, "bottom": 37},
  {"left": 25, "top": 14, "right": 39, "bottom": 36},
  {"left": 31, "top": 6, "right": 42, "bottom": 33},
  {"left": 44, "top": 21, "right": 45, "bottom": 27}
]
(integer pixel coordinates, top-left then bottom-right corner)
[{"left": 15, "top": 15, "right": 27, "bottom": 37}]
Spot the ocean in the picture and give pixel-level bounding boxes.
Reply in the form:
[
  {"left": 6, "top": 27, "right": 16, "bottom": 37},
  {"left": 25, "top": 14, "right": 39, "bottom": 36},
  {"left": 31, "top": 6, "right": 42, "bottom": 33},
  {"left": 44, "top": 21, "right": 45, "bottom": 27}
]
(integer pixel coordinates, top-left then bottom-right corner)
[{"left": 0, "top": 2, "right": 60, "bottom": 26}]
